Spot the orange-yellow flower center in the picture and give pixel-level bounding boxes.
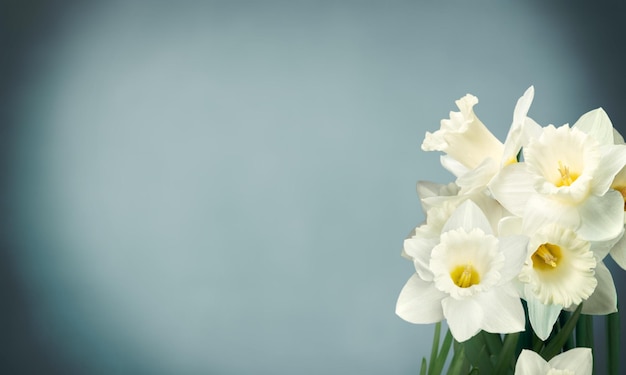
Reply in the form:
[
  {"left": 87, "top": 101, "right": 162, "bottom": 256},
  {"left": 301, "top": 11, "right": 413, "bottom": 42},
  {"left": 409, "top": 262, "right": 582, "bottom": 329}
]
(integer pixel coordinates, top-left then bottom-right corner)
[
  {"left": 450, "top": 263, "right": 480, "bottom": 288},
  {"left": 532, "top": 243, "right": 562, "bottom": 271},
  {"left": 555, "top": 161, "right": 579, "bottom": 187}
]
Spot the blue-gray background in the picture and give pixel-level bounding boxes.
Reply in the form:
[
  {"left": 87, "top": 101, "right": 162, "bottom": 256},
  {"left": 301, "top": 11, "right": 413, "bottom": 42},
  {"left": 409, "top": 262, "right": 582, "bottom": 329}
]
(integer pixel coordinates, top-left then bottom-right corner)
[{"left": 2, "top": 1, "right": 625, "bottom": 374}]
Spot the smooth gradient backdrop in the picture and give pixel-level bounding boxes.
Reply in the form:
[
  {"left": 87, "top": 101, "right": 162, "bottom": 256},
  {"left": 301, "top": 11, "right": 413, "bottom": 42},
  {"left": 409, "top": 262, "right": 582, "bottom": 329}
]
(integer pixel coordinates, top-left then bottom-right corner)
[{"left": 2, "top": 1, "right": 626, "bottom": 374}]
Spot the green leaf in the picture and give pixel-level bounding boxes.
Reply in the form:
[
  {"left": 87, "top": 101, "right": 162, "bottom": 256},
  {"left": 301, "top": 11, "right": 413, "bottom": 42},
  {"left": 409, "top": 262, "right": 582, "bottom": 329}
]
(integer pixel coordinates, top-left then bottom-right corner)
[
  {"left": 558, "top": 310, "right": 575, "bottom": 351},
  {"left": 576, "top": 314, "right": 594, "bottom": 348},
  {"left": 447, "top": 342, "right": 469, "bottom": 375},
  {"left": 428, "top": 323, "right": 442, "bottom": 375},
  {"left": 420, "top": 357, "right": 428, "bottom": 375},
  {"left": 541, "top": 304, "right": 583, "bottom": 360},
  {"left": 461, "top": 333, "right": 493, "bottom": 374},
  {"left": 607, "top": 311, "right": 620, "bottom": 375},
  {"left": 482, "top": 332, "right": 502, "bottom": 358},
  {"left": 431, "top": 330, "right": 453, "bottom": 375},
  {"left": 493, "top": 332, "right": 519, "bottom": 375}
]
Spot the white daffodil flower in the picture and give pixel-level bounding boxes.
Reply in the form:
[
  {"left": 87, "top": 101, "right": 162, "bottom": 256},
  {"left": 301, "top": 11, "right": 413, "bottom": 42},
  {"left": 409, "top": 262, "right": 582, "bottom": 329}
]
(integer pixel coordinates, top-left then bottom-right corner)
[
  {"left": 396, "top": 200, "right": 528, "bottom": 342},
  {"left": 422, "top": 93, "right": 503, "bottom": 172},
  {"left": 518, "top": 223, "right": 596, "bottom": 340},
  {"left": 490, "top": 108, "right": 626, "bottom": 242},
  {"left": 514, "top": 348, "right": 592, "bottom": 375},
  {"left": 607, "top": 127, "right": 626, "bottom": 269},
  {"left": 501, "top": 215, "right": 619, "bottom": 340},
  {"left": 422, "top": 87, "right": 538, "bottom": 195}
]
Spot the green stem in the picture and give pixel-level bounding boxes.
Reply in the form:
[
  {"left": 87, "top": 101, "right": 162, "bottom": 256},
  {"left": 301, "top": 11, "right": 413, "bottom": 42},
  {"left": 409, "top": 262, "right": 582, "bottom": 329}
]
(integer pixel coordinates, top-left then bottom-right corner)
[
  {"left": 576, "top": 314, "right": 594, "bottom": 348},
  {"left": 428, "top": 322, "right": 441, "bottom": 375},
  {"left": 607, "top": 312, "right": 620, "bottom": 375},
  {"left": 541, "top": 304, "right": 583, "bottom": 360}
]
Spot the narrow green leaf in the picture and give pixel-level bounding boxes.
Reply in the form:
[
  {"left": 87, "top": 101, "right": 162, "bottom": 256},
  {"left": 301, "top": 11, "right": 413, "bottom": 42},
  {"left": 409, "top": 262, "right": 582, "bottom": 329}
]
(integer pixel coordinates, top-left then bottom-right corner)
[
  {"left": 420, "top": 357, "right": 428, "bottom": 375},
  {"left": 468, "top": 368, "right": 479, "bottom": 375},
  {"left": 428, "top": 323, "right": 442, "bottom": 375},
  {"left": 607, "top": 312, "right": 620, "bottom": 375},
  {"left": 576, "top": 314, "right": 594, "bottom": 349},
  {"left": 462, "top": 333, "right": 493, "bottom": 374},
  {"left": 558, "top": 310, "right": 575, "bottom": 350},
  {"left": 531, "top": 330, "right": 544, "bottom": 353},
  {"left": 493, "top": 332, "right": 519, "bottom": 375},
  {"left": 482, "top": 332, "right": 503, "bottom": 358},
  {"left": 541, "top": 304, "right": 583, "bottom": 360},
  {"left": 432, "top": 329, "right": 453, "bottom": 375},
  {"left": 447, "top": 343, "right": 469, "bottom": 375}
]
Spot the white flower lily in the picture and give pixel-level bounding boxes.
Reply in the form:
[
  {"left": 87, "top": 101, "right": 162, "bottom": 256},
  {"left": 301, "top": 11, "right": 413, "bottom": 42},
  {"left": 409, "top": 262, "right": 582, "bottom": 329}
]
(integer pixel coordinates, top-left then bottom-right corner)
[
  {"left": 490, "top": 108, "right": 626, "bottom": 242},
  {"left": 514, "top": 348, "right": 592, "bottom": 375},
  {"left": 396, "top": 200, "right": 527, "bottom": 342}
]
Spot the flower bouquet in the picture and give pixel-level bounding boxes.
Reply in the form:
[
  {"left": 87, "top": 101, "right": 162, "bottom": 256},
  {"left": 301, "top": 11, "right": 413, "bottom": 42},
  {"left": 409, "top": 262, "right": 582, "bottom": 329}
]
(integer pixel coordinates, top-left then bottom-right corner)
[{"left": 396, "top": 87, "right": 625, "bottom": 374}]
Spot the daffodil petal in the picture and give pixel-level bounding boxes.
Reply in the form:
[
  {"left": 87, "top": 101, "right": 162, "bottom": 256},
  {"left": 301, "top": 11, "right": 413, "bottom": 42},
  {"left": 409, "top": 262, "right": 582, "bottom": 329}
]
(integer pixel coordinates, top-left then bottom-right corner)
[
  {"left": 498, "top": 235, "right": 529, "bottom": 282},
  {"left": 581, "top": 261, "right": 617, "bottom": 315},
  {"left": 396, "top": 274, "right": 445, "bottom": 324},
  {"left": 526, "top": 291, "right": 562, "bottom": 341},
  {"left": 441, "top": 200, "right": 492, "bottom": 235},
  {"left": 457, "top": 157, "right": 499, "bottom": 194},
  {"left": 441, "top": 296, "right": 483, "bottom": 342},
  {"left": 609, "top": 232, "right": 626, "bottom": 270},
  {"left": 522, "top": 194, "right": 580, "bottom": 235},
  {"left": 440, "top": 155, "right": 468, "bottom": 178},
  {"left": 501, "top": 86, "right": 535, "bottom": 165},
  {"left": 404, "top": 235, "right": 437, "bottom": 276},
  {"left": 489, "top": 163, "right": 535, "bottom": 217},
  {"left": 498, "top": 216, "right": 523, "bottom": 236},
  {"left": 475, "top": 289, "right": 525, "bottom": 334},
  {"left": 514, "top": 349, "right": 552, "bottom": 375},
  {"left": 614, "top": 128, "right": 625, "bottom": 144},
  {"left": 590, "top": 227, "right": 624, "bottom": 261},
  {"left": 576, "top": 190, "right": 624, "bottom": 241},
  {"left": 548, "top": 347, "right": 593, "bottom": 375},
  {"left": 591, "top": 144, "right": 626, "bottom": 195},
  {"left": 573, "top": 107, "right": 614, "bottom": 146}
]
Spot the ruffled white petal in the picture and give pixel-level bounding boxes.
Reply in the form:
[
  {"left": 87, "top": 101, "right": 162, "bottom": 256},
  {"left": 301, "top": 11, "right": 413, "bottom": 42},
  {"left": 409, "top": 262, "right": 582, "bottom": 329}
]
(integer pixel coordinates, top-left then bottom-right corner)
[
  {"left": 396, "top": 274, "right": 445, "bottom": 324},
  {"left": 441, "top": 297, "right": 483, "bottom": 342},
  {"left": 475, "top": 289, "right": 525, "bottom": 334},
  {"left": 548, "top": 347, "right": 593, "bottom": 375},
  {"left": 526, "top": 292, "right": 562, "bottom": 341},
  {"left": 422, "top": 94, "right": 504, "bottom": 170},
  {"left": 514, "top": 350, "right": 552, "bottom": 375},
  {"left": 520, "top": 223, "right": 596, "bottom": 307},
  {"left": 489, "top": 163, "right": 535, "bottom": 217}
]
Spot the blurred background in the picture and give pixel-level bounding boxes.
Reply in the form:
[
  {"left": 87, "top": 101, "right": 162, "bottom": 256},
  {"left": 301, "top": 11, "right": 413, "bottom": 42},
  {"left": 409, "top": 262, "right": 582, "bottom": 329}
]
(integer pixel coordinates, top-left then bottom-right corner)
[{"left": 1, "top": 1, "right": 625, "bottom": 374}]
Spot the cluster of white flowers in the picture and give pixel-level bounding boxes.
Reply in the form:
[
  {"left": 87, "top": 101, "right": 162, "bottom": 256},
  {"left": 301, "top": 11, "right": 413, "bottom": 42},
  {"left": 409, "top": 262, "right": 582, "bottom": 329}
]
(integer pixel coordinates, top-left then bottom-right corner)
[{"left": 396, "top": 87, "right": 626, "bottom": 343}]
